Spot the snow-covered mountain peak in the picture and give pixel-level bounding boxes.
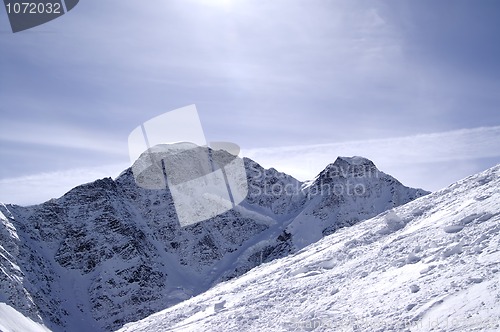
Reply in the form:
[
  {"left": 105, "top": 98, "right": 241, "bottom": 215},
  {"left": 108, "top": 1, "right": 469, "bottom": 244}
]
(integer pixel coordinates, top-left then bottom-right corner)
[
  {"left": 335, "top": 155, "right": 375, "bottom": 166},
  {"left": 312, "top": 156, "right": 379, "bottom": 184},
  {"left": 118, "top": 164, "right": 500, "bottom": 332},
  {"left": 0, "top": 155, "right": 429, "bottom": 332}
]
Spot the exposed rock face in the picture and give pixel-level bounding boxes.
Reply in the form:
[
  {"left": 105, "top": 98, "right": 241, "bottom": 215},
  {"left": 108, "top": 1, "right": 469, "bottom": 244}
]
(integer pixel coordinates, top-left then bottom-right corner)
[
  {"left": 0, "top": 155, "right": 428, "bottom": 331},
  {"left": 116, "top": 164, "right": 500, "bottom": 332}
]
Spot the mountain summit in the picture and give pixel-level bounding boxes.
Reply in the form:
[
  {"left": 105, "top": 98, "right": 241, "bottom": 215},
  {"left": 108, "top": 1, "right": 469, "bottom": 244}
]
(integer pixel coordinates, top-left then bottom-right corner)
[
  {"left": 0, "top": 156, "right": 428, "bottom": 331},
  {"left": 117, "top": 164, "right": 500, "bottom": 332}
]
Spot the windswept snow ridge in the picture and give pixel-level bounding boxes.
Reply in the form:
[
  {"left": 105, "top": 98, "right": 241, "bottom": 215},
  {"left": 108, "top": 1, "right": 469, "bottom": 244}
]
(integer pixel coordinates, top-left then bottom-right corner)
[
  {"left": 118, "top": 165, "right": 500, "bottom": 332},
  {"left": 0, "top": 155, "right": 427, "bottom": 331}
]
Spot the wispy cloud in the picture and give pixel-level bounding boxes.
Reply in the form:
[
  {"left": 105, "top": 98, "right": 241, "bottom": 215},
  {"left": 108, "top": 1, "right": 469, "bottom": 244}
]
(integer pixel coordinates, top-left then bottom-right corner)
[
  {"left": 0, "top": 163, "right": 129, "bottom": 206},
  {"left": 1, "top": 1, "right": 499, "bottom": 204},
  {"left": 0, "top": 120, "right": 127, "bottom": 156},
  {"left": 243, "top": 126, "right": 500, "bottom": 190},
  {"left": 1, "top": 126, "right": 498, "bottom": 206}
]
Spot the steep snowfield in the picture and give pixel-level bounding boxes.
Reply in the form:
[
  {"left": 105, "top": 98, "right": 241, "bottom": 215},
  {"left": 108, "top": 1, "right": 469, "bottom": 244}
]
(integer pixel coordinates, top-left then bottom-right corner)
[
  {"left": 0, "top": 155, "right": 427, "bottom": 331},
  {"left": 118, "top": 165, "right": 500, "bottom": 332},
  {"left": 0, "top": 303, "right": 51, "bottom": 332}
]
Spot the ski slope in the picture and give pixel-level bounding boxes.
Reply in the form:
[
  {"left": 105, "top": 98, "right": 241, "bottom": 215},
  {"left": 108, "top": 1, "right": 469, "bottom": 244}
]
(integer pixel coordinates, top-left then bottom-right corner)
[{"left": 118, "top": 165, "right": 500, "bottom": 332}]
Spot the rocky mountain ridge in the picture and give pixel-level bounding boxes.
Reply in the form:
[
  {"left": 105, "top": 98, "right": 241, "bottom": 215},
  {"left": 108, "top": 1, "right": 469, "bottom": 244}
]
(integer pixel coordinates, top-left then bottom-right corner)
[
  {"left": 0, "top": 154, "right": 428, "bottom": 331},
  {"left": 117, "top": 164, "right": 500, "bottom": 332}
]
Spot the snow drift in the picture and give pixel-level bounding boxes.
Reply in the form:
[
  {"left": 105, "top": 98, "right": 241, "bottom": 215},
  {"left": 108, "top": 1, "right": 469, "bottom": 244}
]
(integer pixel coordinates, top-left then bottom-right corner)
[{"left": 118, "top": 164, "right": 500, "bottom": 332}]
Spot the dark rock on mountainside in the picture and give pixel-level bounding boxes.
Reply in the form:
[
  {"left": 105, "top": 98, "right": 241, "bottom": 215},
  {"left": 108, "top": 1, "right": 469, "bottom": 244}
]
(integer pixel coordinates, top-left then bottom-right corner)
[{"left": 0, "top": 155, "right": 428, "bottom": 331}]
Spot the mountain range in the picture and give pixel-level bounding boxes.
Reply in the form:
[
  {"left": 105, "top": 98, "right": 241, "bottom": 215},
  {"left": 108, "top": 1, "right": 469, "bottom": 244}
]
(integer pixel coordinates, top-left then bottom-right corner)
[
  {"left": 117, "top": 163, "right": 500, "bottom": 332},
  {"left": 0, "top": 153, "right": 428, "bottom": 331}
]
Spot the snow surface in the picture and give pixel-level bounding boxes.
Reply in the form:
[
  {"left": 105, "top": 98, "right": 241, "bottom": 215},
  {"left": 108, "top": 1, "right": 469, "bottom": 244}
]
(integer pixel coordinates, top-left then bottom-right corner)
[
  {"left": 0, "top": 155, "right": 426, "bottom": 331},
  {"left": 0, "top": 303, "right": 51, "bottom": 332},
  {"left": 118, "top": 165, "right": 500, "bottom": 332}
]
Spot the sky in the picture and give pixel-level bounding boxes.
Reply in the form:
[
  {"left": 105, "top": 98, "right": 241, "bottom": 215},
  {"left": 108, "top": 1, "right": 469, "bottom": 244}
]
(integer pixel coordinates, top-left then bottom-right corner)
[{"left": 1, "top": 0, "right": 500, "bottom": 205}]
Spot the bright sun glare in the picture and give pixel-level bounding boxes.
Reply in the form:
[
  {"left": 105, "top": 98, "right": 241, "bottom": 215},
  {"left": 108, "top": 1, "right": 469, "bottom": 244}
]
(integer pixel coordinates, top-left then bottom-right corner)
[{"left": 199, "top": 0, "right": 234, "bottom": 9}]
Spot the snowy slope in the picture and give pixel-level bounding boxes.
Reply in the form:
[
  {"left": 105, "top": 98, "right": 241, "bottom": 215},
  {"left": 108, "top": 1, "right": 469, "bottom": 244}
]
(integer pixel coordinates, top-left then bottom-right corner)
[
  {"left": 118, "top": 164, "right": 500, "bottom": 332},
  {"left": 215, "top": 156, "right": 428, "bottom": 282},
  {"left": 0, "top": 154, "right": 427, "bottom": 331},
  {"left": 0, "top": 303, "right": 51, "bottom": 332}
]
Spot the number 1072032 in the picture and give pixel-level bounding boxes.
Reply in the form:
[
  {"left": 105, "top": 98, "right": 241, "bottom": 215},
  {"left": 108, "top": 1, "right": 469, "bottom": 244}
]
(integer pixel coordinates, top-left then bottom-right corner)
[{"left": 5, "top": 2, "right": 62, "bottom": 14}]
